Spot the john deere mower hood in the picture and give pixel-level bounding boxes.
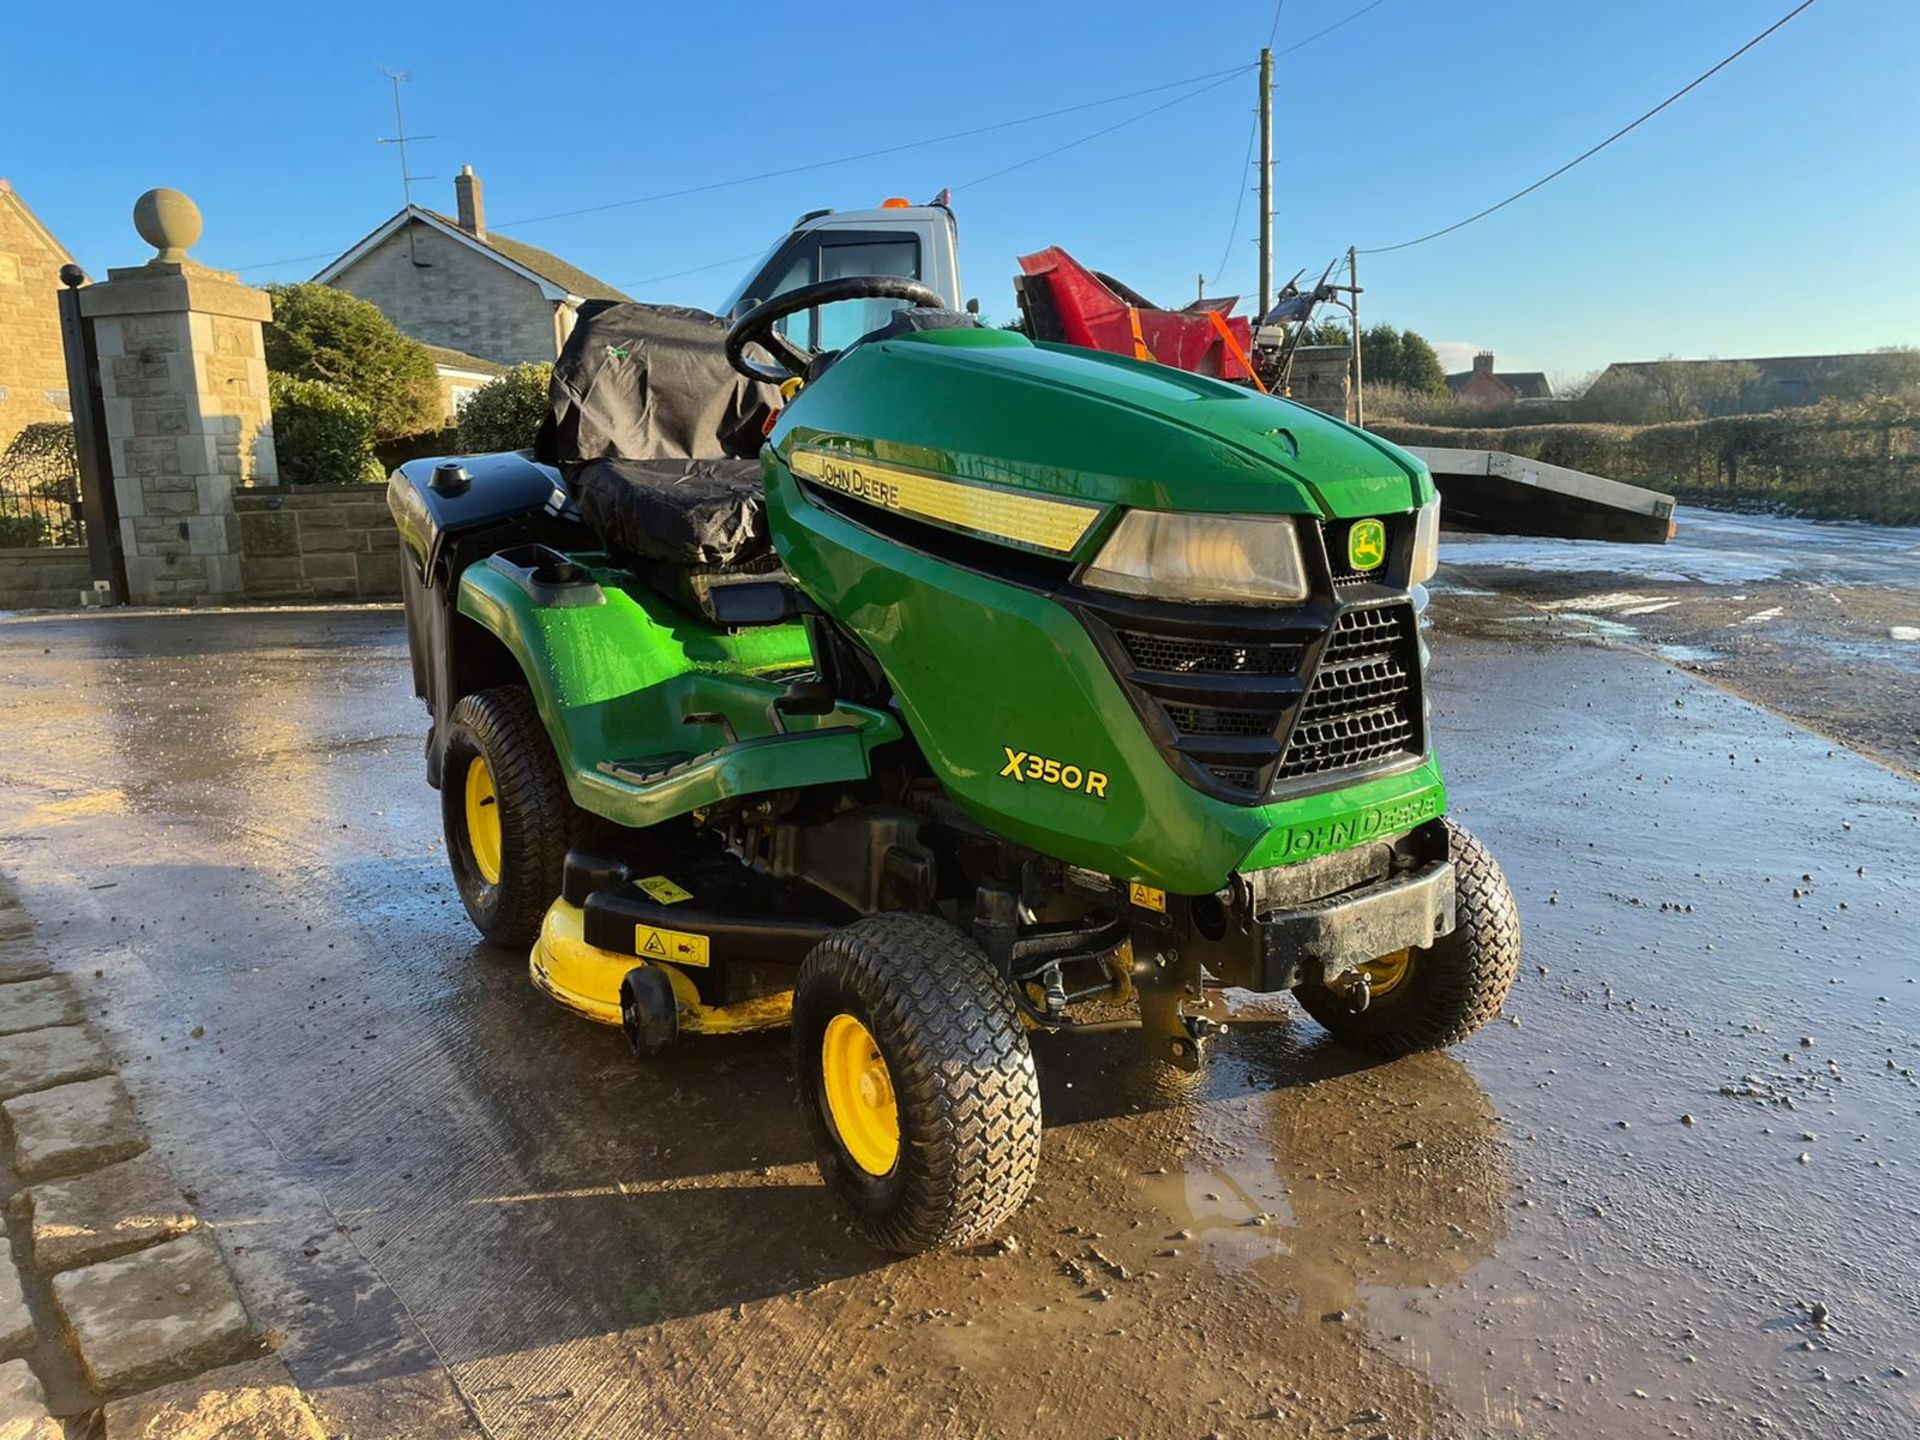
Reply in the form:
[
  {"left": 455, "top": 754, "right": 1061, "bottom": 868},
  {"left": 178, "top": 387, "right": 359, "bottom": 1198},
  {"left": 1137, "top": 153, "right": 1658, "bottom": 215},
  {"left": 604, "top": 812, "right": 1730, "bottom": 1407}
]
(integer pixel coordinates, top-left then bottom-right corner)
[{"left": 773, "top": 327, "right": 1430, "bottom": 549}]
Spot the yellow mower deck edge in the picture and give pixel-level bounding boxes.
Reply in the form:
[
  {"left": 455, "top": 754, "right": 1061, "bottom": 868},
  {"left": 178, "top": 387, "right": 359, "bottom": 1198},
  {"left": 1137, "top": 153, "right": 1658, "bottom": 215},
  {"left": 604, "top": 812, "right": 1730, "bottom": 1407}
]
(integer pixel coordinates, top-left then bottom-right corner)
[{"left": 530, "top": 899, "right": 794, "bottom": 1035}]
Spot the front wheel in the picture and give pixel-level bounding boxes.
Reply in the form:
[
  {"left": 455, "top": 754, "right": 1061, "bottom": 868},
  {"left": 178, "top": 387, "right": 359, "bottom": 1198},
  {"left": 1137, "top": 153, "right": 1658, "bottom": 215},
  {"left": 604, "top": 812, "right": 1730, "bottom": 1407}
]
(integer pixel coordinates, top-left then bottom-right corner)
[
  {"left": 1295, "top": 819, "right": 1520, "bottom": 1055},
  {"left": 441, "top": 686, "right": 580, "bottom": 949},
  {"left": 793, "top": 914, "right": 1042, "bottom": 1253}
]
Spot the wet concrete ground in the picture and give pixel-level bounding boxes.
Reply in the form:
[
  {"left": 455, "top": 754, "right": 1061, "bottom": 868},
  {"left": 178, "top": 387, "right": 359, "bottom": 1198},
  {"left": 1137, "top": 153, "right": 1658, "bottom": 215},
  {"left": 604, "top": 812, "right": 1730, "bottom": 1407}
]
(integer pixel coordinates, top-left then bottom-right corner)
[
  {"left": 0, "top": 599, "right": 1915, "bottom": 1438},
  {"left": 1441, "top": 507, "right": 1920, "bottom": 776}
]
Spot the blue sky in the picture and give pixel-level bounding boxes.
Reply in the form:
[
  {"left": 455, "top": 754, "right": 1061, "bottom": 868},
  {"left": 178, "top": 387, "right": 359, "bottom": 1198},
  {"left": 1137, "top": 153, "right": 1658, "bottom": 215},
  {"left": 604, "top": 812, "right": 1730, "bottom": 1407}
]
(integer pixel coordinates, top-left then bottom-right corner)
[{"left": 4, "top": 0, "right": 1912, "bottom": 380}]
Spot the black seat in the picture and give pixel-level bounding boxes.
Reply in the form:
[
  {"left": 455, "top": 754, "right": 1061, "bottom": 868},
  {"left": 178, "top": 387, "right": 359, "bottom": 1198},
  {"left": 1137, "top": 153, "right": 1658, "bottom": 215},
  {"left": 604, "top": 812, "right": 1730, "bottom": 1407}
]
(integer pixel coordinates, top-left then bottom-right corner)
[{"left": 540, "top": 303, "right": 780, "bottom": 569}]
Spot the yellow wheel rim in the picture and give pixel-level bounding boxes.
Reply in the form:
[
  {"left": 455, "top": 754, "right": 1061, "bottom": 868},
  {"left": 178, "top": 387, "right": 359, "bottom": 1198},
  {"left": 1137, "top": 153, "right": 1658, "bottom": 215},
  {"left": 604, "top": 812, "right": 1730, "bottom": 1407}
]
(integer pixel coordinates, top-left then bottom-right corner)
[
  {"left": 821, "top": 1013, "right": 899, "bottom": 1176},
  {"left": 464, "top": 757, "right": 502, "bottom": 886},
  {"left": 1361, "top": 948, "right": 1413, "bottom": 998}
]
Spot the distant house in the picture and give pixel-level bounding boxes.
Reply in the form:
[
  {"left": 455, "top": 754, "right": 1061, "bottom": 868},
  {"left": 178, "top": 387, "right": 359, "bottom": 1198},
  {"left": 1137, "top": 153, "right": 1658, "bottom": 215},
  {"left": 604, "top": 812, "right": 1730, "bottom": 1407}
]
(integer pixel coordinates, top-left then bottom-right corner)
[
  {"left": 418, "top": 343, "right": 507, "bottom": 425},
  {"left": 0, "top": 179, "right": 76, "bottom": 446},
  {"left": 1588, "top": 353, "right": 1897, "bottom": 413},
  {"left": 313, "top": 167, "right": 629, "bottom": 374},
  {"left": 1446, "top": 352, "right": 1552, "bottom": 406}
]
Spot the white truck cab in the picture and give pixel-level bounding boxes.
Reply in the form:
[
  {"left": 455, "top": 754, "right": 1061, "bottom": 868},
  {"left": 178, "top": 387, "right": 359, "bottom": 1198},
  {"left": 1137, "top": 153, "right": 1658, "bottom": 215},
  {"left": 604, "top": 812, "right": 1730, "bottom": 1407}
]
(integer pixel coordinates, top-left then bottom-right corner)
[{"left": 717, "top": 199, "right": 964, "bottom": 352}]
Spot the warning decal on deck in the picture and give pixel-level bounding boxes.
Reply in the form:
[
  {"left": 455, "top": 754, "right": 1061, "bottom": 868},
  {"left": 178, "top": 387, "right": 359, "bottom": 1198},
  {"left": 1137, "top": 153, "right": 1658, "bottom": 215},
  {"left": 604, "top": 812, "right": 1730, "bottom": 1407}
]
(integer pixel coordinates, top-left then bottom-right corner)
[
  {"left": 635, "top": 875, "right": 694, "bottom": 904},
  {"left": 635, "top": 925, "right": 710, "bottom": 968}
]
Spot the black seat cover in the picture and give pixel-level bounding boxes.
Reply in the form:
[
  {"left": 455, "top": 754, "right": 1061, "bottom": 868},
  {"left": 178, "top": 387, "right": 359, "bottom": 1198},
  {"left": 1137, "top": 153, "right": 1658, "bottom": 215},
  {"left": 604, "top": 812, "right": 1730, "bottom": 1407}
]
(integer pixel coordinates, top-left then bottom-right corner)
[
  {"left": 541, "top": 303, "right": 780, "bottom": 566},
  {"left": 574, "top": 456, "right": 768, "bottom": 568}
]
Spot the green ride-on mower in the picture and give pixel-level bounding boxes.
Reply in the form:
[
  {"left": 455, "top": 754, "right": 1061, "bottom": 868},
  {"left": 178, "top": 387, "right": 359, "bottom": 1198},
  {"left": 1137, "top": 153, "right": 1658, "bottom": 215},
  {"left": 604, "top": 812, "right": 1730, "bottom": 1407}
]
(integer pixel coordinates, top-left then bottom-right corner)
[{"left": 389, "top": 272, "right": 1521, "bottom": 1253}]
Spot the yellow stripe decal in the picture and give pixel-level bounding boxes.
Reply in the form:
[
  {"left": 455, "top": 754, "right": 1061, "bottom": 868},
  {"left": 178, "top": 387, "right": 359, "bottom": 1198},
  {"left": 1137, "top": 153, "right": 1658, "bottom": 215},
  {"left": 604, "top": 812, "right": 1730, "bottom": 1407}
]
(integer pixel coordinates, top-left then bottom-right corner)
[{"left": 790, "top": 449, "right": 1102, "bottom": 555}]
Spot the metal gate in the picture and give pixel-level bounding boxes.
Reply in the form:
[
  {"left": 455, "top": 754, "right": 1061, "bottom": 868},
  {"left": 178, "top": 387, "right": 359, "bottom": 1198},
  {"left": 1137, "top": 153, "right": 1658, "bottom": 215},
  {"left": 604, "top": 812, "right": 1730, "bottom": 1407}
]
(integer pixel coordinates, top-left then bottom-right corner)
[{"left": 52, "top": 265, "right": 126, "bottom": 601}]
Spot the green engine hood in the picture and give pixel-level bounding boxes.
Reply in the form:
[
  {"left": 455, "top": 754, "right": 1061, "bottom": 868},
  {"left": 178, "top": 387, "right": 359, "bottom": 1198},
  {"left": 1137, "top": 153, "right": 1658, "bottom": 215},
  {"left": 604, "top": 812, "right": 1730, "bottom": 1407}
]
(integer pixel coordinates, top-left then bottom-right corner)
[{"left": 771, "top": 328, "right": 1432, "bottom": 558}]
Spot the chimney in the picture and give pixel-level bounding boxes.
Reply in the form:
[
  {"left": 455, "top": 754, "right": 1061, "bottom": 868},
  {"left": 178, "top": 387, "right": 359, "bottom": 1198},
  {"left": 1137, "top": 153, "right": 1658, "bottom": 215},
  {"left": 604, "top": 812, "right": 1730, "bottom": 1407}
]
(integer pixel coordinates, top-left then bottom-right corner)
[
  {"left": 1472, "top": 351, "right": 1494, "bottom": 377},
  {"left": 455, "top": 165, "right": 485, "bottom": 239}
]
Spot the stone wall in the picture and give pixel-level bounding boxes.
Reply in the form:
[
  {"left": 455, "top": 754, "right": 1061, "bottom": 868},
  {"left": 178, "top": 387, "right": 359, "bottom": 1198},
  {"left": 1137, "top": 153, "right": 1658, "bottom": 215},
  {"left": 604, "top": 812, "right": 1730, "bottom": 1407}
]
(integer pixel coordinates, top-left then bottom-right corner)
[
  {"left": 0, "top": 186, "right": 76, "bottom": 447},
  {"left": 330, "top": 219, "right": 559, "bottom": 367},
  {"left": 0, "top": 548, "right": 87, "bottom": 610},
  {"left": 233, "top": 485, "right": 400, "bottom": 601}
]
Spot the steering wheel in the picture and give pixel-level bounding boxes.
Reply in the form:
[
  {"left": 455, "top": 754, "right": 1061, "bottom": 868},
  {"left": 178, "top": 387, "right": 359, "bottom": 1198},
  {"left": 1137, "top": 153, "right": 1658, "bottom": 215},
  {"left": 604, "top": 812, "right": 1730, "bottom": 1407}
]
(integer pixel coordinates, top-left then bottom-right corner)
[{"left": 725, "top": 275, "right": 949, "bottom": 384}]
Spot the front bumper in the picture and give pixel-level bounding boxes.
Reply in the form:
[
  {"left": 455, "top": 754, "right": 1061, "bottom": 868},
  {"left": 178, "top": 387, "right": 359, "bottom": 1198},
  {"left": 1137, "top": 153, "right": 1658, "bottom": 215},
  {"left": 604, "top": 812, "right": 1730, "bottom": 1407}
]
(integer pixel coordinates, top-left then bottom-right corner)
[{"left": 1252, "top": 858, "right": 1455, "bottom": 990}]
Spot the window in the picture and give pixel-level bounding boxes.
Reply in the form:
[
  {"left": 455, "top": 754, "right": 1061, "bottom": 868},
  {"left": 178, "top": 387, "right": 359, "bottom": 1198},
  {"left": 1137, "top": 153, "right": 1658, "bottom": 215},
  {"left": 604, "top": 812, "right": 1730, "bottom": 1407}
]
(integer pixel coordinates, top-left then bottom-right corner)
[{"left": 817, "top": 240, "right": 919, "bottom": 352}]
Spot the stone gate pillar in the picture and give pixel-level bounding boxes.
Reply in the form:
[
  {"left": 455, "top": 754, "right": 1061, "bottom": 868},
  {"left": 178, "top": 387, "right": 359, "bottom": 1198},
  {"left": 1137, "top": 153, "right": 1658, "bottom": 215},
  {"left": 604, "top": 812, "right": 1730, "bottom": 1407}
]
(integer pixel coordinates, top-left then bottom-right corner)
[{"left": 77, "top": 189, "right": 275, "bottom": 604}]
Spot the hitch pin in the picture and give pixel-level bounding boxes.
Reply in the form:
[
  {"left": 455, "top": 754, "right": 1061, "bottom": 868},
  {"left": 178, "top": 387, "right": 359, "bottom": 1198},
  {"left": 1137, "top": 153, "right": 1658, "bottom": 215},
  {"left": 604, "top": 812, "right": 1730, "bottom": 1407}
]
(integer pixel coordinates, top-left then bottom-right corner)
[{"left": 1332, "top": 968, "right": 1373, "bottom": 1014}]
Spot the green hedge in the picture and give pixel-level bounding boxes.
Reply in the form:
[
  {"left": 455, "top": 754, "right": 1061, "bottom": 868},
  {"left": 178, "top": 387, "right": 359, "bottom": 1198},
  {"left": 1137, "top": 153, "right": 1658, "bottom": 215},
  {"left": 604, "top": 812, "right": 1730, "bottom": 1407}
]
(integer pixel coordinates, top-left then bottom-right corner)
[
  {"left": 1375, "top": 410, "right": 1920, "bottom": 526},
  {"left": 270, "top": 374, "right": 382, "bottom": 486},
  {"left": 456, "top": 363, "right": 552, "bottom": 455}
]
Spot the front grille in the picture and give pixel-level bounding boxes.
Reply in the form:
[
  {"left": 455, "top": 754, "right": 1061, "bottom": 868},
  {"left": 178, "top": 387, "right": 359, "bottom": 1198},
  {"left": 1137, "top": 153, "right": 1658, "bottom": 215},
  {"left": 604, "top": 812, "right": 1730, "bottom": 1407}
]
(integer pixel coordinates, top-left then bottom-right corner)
[
  {"left": 1274, "top": 603, "right": 1422, "bottom": 780},
  {"left": 1162, "top": 704, "right": 1276, "bottom": 737},
  {"left": 1118, "top": 631, "right": 1300, "bottom": 676}
]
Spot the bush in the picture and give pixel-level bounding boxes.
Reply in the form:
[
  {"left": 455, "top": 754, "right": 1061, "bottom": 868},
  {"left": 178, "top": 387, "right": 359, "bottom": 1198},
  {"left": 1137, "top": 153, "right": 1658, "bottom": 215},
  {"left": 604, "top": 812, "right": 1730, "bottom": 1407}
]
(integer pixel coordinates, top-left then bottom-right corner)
[
  {"left": 270, "top": 374, "right": 382, "bottom": 486},
  {"left": 0, "top": 423, "right": 81, "bottom": 545},
  {"left": 264, "top": 283, "right": 441, "bottom": 441},
  {"left": 1374, "top": 396, "right": 1920, "bottom": 526},
  {"left": 456, "top": 363, "right": 552, "bottom": 454}
]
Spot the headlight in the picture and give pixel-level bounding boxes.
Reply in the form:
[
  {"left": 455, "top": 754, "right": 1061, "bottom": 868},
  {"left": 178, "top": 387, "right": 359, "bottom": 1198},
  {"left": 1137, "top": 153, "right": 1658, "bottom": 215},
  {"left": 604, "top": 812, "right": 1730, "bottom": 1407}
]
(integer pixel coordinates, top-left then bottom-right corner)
[
  {"left": 1410, "top": 498, "right": 1440, "bottom": 584},
  {"left": 1081, "top": 511, "right": 1309, "bottom": 605}
]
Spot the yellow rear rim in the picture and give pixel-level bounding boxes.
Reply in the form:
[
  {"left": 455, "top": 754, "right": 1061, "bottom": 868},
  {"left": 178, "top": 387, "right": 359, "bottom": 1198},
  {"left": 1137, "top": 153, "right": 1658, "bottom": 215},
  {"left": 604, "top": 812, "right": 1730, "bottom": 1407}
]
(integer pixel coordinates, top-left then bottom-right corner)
[
  {"left": 464, "top": 757, "right": 502, "bottom": 886},
  {"left": 1361, "top": 948, "right": 1413, "bottom": 998},
  {"left": 821, "top": 1013, "right": 899, "bottom": 1176}
]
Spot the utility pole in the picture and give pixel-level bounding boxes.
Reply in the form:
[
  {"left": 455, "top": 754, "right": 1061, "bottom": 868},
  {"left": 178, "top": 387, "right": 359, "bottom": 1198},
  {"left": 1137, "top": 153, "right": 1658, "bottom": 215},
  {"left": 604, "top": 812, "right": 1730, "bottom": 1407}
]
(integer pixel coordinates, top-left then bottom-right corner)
[
  {"left": 1348, "top": 245, "right": 1364, "bottom": 427},
  {"left": 1257, "top": 47, "right": 1273, "bottom": 322},
  {"left": 1196, "top": 272, "right": 1205, "bottom": 303}
]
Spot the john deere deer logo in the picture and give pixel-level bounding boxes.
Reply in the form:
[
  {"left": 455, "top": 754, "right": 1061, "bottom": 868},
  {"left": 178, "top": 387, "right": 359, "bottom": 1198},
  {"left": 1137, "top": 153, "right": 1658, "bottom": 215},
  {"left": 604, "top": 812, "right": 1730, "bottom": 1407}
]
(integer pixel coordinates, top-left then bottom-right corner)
[{"left": 1348, "top": 518, "right": 1386, "bottom": 572}]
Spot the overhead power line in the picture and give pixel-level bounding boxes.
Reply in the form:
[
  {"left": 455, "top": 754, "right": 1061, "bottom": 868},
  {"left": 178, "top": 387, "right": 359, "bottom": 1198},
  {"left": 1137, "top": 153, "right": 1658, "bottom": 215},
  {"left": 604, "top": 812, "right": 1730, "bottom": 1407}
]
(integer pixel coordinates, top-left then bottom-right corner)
[
  {"left": 955, "top": 70, "right": 1243, "bottom": 190},
  {"left": 1358, "top": 0, "right": 1819, "bottom": 255},
  {"left": 228, "top": 63, "right": 1251, "bottom": 274}
]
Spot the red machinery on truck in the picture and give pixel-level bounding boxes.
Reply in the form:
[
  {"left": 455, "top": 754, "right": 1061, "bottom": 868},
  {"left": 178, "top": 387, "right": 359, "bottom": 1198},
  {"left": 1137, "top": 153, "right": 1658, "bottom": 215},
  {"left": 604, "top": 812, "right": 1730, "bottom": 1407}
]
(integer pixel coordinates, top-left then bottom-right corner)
[{"left": 1014, "top": 246, "right": 1268, "bottom": 387}]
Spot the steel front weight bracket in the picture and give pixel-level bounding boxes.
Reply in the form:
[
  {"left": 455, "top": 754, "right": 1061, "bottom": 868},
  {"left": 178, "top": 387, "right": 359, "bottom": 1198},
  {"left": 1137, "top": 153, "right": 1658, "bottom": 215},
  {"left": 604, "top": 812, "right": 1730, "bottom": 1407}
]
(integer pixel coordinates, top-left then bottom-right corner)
[{"left": 1135, "top": 943, "right": 1213, "bottom": 1073}]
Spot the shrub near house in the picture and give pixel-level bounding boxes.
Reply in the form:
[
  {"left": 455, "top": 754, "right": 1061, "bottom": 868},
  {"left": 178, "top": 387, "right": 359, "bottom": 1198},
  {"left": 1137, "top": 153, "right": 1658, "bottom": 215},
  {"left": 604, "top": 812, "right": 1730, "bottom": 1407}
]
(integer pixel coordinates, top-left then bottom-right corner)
[{"left": 455, "top": 363, "right": 552, "bottom": 454}]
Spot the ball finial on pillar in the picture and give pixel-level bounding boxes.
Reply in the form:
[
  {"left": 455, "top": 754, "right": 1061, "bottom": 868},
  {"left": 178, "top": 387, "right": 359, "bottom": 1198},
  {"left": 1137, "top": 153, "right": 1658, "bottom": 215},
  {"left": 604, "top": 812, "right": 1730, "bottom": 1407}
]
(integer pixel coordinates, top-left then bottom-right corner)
[{"left": 132, "top": 188, "right": 203, "bottom": 264}]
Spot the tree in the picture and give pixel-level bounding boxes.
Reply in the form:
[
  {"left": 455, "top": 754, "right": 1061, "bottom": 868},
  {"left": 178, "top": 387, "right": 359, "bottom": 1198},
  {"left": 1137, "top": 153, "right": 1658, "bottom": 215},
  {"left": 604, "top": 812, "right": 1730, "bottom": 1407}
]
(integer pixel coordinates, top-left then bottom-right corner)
[
  {"left": 456, "top": 363, "right": 553, "bottom": 454},
  {"left": 1293, "top": 321, "right": 1447, "bottom": 397},
  {"left": 264, "top": 283, "right": 441, "bottom": 441}
]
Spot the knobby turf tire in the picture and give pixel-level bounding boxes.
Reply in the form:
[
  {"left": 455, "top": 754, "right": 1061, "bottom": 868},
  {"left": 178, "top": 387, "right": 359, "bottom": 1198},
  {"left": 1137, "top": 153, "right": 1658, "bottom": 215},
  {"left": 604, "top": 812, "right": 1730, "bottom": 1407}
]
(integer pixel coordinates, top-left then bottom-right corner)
[
  {"left": 793, "top": 914, "right": 1042, "bottom": 1253},
  {"left": 1295, "top": 819, "right": 1520, "bottom": 1055},
  {"left": 442, "top": 686, "right": 580, "bottom": 950}
]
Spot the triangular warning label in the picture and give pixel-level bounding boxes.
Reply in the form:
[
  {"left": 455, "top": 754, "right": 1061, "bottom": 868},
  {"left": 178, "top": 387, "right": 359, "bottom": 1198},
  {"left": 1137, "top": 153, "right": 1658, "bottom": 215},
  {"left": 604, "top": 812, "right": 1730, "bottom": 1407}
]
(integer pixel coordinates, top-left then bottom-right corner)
[{"left": 642, "top": 931, "right": 667, "bottom": 956}]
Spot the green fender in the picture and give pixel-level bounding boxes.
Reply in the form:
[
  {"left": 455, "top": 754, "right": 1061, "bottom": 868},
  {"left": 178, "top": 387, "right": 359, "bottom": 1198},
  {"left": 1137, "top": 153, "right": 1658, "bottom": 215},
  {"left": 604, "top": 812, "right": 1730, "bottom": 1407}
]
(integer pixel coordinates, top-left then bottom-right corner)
[{"left": 455, "top": 558, "right": 902, "bottom": 829}]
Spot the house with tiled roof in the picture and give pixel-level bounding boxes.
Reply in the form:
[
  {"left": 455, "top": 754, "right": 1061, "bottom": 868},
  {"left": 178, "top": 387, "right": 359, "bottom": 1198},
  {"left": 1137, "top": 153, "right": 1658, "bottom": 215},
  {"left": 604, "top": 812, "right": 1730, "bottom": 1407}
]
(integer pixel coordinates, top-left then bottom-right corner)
[
  {"left": 313, "top": 167, "right": 628, "bottom": 374},
  {"left": 1446, "top": 352, "right": 1552, "bottom": 407}
]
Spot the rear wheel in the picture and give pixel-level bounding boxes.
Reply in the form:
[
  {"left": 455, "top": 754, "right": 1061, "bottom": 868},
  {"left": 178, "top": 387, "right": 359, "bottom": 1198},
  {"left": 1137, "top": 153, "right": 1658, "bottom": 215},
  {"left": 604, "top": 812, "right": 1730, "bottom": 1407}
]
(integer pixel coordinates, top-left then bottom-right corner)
[
  {"left": 793, "top": 914, "right": 1042, "bottom": 1253},
  {"left": 1295, "top": 819, "right": 1520, "bottom": 1054},
  {"left": 442, "top": 687, "right": 579, "bottom": 948}
]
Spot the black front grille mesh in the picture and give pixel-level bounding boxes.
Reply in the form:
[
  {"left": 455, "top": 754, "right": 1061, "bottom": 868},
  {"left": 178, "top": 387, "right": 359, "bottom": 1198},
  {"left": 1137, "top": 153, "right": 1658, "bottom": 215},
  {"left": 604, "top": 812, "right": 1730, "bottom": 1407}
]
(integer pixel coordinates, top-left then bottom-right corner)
[
  {"left": 1118, "top": 631, "right": 1300, "bottom": 676},
  {"left": 1274, "top": 604, "right": 1421, "bottom": 780},
  {"left": 1087, "top": 592, "right": 1423, "bottom": 803}
]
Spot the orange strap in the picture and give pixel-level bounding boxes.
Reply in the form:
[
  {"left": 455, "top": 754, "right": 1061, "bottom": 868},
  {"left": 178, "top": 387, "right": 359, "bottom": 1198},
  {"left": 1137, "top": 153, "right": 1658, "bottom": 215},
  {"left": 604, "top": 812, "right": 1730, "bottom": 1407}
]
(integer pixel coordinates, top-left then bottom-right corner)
[
  {"left": 1207, "top": 311, "right": 1267, "bottom": 393},
  {"left": 1126, "top": 307, "right": 1156, "bottom": 363}
]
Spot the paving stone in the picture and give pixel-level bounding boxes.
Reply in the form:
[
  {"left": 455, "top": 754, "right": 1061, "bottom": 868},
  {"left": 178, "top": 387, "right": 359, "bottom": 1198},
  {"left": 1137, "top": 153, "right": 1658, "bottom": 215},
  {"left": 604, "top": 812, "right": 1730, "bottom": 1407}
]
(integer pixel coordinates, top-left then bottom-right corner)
[
  {"left": 0, "top": 1025, "right": 111, "bottom": 1101},
  {"left": 0, "top": 953, "right": 51, "bottom": 986},
  {"left": 52, "top": 1231, "right": 251, "bottom": 1398},
  {"left": 4, "top": 1076, "right": 147, "bottom": 1182},
  {"left": 0, "top": 980, "right": 80, "bottom": 1038},
  {"left": 29, "top": 1150, "right": 197, "bottom": 1272},
  {"left": 100, "top": 1354, "right": 325, "bottom": 1439},
  {"left": 0, "top": 1358, "right": 59, "bottom": 1440},
  {"left": 0, "top": 1262, "right": 31, "bottom": 1359}
]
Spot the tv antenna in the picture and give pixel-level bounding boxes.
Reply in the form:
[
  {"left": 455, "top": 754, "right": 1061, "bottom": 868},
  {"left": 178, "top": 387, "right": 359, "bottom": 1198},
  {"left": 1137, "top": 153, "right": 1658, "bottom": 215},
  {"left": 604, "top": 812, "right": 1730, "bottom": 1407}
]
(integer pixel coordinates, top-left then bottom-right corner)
[{"left": 377, "top": 67, "right": 436, "bottom": 267}]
